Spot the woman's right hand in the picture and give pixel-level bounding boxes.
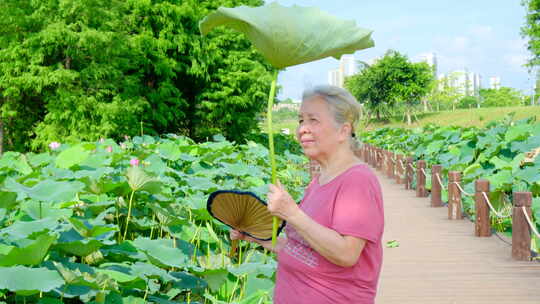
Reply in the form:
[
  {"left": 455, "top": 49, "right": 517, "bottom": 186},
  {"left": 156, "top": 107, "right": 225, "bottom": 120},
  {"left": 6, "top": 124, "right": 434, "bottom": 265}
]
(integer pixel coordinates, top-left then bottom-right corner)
[
  {"left": 230, "top": 229, "right": 286, "bottom": 253},
  {"left": 230, "top": 230, "right": 258, "bottom": 243}
]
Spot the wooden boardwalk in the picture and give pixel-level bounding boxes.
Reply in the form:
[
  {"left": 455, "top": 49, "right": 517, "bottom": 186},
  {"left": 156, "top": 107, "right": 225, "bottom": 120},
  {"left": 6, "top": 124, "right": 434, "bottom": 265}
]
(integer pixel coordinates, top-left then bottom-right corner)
[{"left": 374, "top": 167, "right": 540, "bottom": 304}]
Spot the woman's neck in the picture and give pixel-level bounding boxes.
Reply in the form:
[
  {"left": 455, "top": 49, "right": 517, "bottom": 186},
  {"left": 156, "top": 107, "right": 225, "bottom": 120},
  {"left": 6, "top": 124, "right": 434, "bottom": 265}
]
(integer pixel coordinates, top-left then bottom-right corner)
[{"left": 316, "top": 147, "right": 360, "bottom": 185}]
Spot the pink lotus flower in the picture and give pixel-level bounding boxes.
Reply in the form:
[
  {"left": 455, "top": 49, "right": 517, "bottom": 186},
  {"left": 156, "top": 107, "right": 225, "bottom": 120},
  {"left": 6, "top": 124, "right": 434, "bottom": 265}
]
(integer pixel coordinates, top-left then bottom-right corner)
[
  {"left": 106, "top": 146, "right": 113, "bottom": 153},
  {"left": 49, "top": 142, "right": 61, "bottom": 150},
  {"left": 130, "top": 158, "right": 140, "bottom": 166}
]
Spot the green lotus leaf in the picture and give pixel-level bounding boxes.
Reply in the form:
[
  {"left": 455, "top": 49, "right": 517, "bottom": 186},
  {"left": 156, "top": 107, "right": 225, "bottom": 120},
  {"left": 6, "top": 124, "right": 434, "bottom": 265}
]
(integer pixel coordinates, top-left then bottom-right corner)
[
  {"left": 0, "top": 266, "right": 64, "bottom": 294},
  {"left": 0, "top": 234, "right": 57, "bottom": 267},
  {"left": 0, "top": 217, "right": 58, "bottom": 239},
  {"left": 132, "top": 237, "right": 191, "bottom": 269},
  {"left": 199, "top": 2, "right": 374, "bottom": 68},
  {"left": 55, "top": 144, "right": 91, "bottom": 169}
]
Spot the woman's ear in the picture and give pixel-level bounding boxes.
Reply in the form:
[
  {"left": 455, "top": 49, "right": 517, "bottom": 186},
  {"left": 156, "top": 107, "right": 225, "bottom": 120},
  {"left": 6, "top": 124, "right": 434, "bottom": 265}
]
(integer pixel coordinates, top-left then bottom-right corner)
[{"left": 340, "top": 122, "right": 353, "bottom": 141}]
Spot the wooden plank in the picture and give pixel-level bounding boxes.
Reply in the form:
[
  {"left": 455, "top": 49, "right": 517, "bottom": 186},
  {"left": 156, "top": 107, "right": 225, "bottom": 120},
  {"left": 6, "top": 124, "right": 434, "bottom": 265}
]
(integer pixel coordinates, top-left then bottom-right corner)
[{"left": 374, "top": 168, "right": 540, "bottom": 304}]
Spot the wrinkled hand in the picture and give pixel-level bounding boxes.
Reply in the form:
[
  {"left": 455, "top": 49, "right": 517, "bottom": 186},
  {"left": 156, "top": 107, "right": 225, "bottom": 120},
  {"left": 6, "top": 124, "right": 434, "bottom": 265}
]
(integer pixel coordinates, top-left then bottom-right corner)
[
  {"left": 267, "top": 180, "right": 300, "bottom": 221},
  {"left": 230, "top": 230, "right": 254, "bottom": 242}
]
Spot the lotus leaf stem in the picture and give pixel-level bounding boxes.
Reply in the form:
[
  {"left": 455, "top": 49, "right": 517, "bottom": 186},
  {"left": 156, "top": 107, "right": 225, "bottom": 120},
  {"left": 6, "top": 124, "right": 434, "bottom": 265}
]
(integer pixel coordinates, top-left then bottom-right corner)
[{"left": 267, "top": 70, "right": 279, "bottom": 247}]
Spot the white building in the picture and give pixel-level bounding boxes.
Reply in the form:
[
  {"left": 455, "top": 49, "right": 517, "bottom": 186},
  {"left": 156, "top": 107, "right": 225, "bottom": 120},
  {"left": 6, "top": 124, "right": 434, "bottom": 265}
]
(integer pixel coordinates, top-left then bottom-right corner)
[
  {"left": 419, "top": 52, "right": 438, "bottom": 78},
  {"left": 340, "top": 55, "right": 358, "bottom": 78},
  {"left": 489, "top": 76, "right": 501, "bottom": 89},
  {"left": 439, "top": 69, "right": 482, "bottom": 97},
  {"left": 328, "top": 55, "right": 359, "bottom": 88},
  {"left": 328, "top": 68, "right": 342, "bottom": 87}
]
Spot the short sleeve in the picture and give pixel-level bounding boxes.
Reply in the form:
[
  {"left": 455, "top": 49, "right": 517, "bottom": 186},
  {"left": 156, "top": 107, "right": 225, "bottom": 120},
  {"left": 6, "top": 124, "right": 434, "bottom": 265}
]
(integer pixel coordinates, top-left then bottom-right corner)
[{"left": 331, "top": 170, "right": 384, "bottom": 243}]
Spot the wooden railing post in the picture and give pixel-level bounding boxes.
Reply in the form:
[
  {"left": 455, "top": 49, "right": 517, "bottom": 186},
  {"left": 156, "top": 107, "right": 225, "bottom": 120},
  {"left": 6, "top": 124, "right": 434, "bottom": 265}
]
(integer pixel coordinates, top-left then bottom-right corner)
[
  {"left": 381, "top": 149, "right": 388, "bottom": 174},
  {"left": 388, "top": 152, "right": 395, "bottom": 179},
  {"left": 370, "top": 146, "right": 375, "bottom": 167},
  {"left": 405, "top": 157, "right": 413, "bottom": 190},
  {"left": 362, "top": 145, "right": 368, "bottom": 163},
  {"left": 448, "top": 171, "right": 463, "bottom": 220},
  {"left": 431, "top": 165, "right": 442, "bottom": 207},
  {"left": 416, "top": 160, "right": 428, "bottom": 197},
  {"left": 376, "top": 148, "right": 383, "bottom": 171},
  {"left": 395, "top": 154, "right": 404, "bottom": 184},
  {"left": 512, "top": 192, "right": 532, "bottom": 261},
  {"left": 474, "top": 179, "right": 491, "bottom": 237},
  {"left": 367, "top": 145, "right": 372, "bottom": 166}
]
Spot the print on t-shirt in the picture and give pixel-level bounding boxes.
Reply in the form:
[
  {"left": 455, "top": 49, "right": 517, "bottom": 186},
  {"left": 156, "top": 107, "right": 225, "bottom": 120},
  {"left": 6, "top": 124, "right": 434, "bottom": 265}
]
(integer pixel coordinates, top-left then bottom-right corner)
[{"left": 283, "top": 227, "right": 319, "bottom": 268}]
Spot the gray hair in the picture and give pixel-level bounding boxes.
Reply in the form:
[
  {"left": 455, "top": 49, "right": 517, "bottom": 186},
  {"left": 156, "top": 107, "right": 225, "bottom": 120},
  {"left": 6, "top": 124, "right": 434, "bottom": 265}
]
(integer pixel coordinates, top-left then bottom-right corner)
[{"left": 302, "top": 85, "right": 361, "bottom": 151}]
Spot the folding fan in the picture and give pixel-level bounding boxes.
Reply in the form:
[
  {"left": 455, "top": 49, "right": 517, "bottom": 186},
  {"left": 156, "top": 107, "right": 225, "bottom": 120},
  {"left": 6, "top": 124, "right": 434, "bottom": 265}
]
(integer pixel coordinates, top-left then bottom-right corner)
[{"left": 207, "top": 190, "right": 286, "bottom": 241}]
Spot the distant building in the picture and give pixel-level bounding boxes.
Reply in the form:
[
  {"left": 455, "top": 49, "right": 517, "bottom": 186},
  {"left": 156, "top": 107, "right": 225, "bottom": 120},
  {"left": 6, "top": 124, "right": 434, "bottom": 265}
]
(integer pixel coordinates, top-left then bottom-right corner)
[
  {"left": 439, "top": 69, "right": 482, "bottom": 97},
  {"left": 328, "top": 55, "right": 359, "bottom": 88},
  {"left": 340, "top": 55, "right": 358, "bottom": 78},
  {"left": 328, "top": 68, "right": 342, "bottom": 87},
  {"left": 489, "top": 76, "right": 501, "bottom": 89},
  {"left": 419, "top": 52, "right": 438, "bottom": 78}
]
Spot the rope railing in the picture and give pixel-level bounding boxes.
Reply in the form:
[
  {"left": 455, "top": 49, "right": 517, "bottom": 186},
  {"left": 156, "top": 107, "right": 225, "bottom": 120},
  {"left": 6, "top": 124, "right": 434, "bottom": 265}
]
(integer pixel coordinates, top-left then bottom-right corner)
[
  {"left": 451, "top": 181, "right": 474, "bottom": 197},
  {"left": 521, "top": 206, "right": 540, "bottom": 238},
  {"left": 398, "top": 159, "right": 405, "bottom": 170},
  {"left": 481, "top": 192, "right": 512, "bottom": 219},
  {"left": 420, "top": 167, "right": 429, "bottom": 178},
  {"left": 435, "top": 173, "right": 446, "bottom": 188},
  {"left": 363, "top": 145, "right": 540, "bottom": 262}
]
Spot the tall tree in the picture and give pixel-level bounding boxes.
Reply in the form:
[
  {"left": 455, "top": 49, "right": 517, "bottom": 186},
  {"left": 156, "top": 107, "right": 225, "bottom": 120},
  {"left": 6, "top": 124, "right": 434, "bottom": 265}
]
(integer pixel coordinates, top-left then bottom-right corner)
[
  {"left": 0, "top": 0, "right": 274, "bottom": 152},
  {"left": 479, "top": 87, "right": 525, "bottom": 107},
  {"left": 428, "top": 75, "right": 464, "bottom": 111},
  {"left": 345, "top": 50, "right": 433, "bottom": 124},
  {"left": 522, "top": 0, "right": 540, "bottom": 66}
]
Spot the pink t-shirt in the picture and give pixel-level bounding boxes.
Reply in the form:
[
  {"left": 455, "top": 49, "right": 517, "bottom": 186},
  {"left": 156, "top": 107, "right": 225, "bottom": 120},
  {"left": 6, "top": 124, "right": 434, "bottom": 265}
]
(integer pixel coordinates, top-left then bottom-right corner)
[{"left": 274, "top": 164, "right": 384, "bottom": 304}]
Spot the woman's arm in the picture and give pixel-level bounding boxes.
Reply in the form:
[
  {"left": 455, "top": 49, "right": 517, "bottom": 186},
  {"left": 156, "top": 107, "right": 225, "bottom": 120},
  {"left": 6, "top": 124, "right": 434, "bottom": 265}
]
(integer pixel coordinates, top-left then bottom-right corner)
[
  {"left": 267, "top": 181, "right": 365, "bottom": 267},
  {"left": 287, "top": 211, "right": 365, "bottom": 267}
]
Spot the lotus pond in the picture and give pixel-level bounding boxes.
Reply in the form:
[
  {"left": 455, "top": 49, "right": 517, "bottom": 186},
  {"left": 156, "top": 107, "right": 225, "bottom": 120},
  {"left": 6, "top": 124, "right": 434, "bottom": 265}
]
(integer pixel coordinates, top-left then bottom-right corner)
[{"left": 0, "top": 134, "right": 309, "bottom": 303}]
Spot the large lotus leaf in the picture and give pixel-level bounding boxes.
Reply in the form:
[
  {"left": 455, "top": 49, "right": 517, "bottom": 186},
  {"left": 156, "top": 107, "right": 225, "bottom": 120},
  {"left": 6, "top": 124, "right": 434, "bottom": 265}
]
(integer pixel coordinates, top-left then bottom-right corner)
[
  {"left": 0, "top": 152, "right": 33, "bottom": 175},
  {"left": 21, "top": 200, "right": 73, "bottom": 221},
  {"left": 170, "top": 271, "right": 207, "bottom": 290},
  {"left": 0, "top": 217, "right": 58, "bottom": 239},
  {"left": 244, "top": 273, "right": 273, "bottom": 297},
  {"left": 132, "top": 237, "right": 192, "bottom": 269},
  {"left": 0, "top": 191, "right": 18, "bottom": 210},
  {"left": 0, "top": 234, "right": 57, "bottom": 266},
  {"left": 199, "top": 2, "right": 374, "bottom": 68},
  {"left": 55, "top": 229, "right": 109, "bottom": 257},
  {"left": 55, "top": 144, "right": 91, "bottom": 169},
  {"left": 0, "top": 266, "right": 64, "bottom": 295},
  {"left": 126, "top": 166, "right": 161, "bottom": 193},
  {"left": 27, "top": 180, "right": 85, "bottom": 203}
]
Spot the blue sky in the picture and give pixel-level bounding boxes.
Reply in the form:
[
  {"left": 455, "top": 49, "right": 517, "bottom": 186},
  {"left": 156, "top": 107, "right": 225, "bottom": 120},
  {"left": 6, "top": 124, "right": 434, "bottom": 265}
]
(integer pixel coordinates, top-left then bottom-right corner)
[{"left": 266, "top": 0, "right": 532, "bottom": 100}]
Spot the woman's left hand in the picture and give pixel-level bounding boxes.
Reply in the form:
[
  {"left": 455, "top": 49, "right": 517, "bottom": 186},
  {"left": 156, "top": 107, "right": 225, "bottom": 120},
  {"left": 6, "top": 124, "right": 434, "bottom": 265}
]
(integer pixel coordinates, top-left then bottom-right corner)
[{"left": 267, "top": 180, "right": 300, "bottom": 221}]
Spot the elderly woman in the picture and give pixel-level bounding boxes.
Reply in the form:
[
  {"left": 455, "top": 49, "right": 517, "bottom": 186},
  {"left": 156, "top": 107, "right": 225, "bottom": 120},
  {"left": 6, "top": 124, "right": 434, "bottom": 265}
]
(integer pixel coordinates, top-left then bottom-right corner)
[{"left": 231, "top": 85, "right": 384, "bottom": 304}]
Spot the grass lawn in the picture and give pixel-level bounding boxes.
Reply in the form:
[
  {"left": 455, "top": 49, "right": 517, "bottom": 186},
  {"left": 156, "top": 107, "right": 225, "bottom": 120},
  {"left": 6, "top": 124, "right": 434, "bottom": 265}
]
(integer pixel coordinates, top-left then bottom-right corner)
[
  {"left": 364, "top": 106, "right": 540, "bottom": 130},
  {"left": 261, "top": 106, "right": 540, "bottom": 135}
]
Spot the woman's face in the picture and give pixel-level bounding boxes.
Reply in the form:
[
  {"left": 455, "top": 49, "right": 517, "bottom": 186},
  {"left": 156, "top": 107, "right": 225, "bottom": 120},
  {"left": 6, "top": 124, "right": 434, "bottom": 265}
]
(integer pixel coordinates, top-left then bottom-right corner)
[{"left": 296, "top": 96, "right": 348, "bottom": 160}]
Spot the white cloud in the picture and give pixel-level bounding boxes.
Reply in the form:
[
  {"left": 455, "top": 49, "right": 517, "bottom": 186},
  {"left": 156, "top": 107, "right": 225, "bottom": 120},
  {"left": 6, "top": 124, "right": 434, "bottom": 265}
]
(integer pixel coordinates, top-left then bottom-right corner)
[
  {"left": 453, "top": 36, "right": 469, "bottom": 51},
  {"left": 469, "top": 25, "right": 493, "bottom": 39},
  {"left": 504, "top": 54, "right": 528, "bottom": 71}
]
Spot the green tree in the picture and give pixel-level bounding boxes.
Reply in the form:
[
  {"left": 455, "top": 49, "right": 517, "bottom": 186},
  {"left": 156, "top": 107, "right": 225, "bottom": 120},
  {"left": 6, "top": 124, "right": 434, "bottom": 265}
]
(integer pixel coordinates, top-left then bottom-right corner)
[
  {"left": 345, "top": 54, "right": 395, "bottom": 122},
  {"left": 457, "top": 96, "right": 480, "bottom": 109},
  {"left": 522, "top": 0, "right": 540, "bottom": 66},
  {"left": 345, "top": 50, "right": 433, "bottom": 124},
  {"left": 0, "top": 0, "right": 274, "bottom": 152},
  {"left": 428, "top": 76, "right": 464, "bottom": 111},
  {"left": 479, "top": 87, "right": 525, "bottom": 107}
]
